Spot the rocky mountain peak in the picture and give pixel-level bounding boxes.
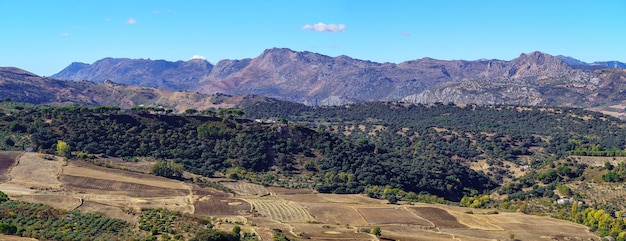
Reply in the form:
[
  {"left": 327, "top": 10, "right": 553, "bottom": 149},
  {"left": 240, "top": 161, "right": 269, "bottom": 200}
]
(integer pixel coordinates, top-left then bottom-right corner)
[{"left": 508, "top": 51, "right": 572, "bottom": 78}]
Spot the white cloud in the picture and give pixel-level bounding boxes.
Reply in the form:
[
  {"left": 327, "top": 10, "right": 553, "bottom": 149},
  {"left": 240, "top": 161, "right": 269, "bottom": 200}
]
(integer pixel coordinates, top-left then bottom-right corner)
[
  {"left": 401, "top": 31, "right": 411, "bottom": 37},
  {"left": 126, "top": 18, "right": 137, "bottom": 24},
  {"left": 59, "top": 32, "right": 70, "bottom": 37},
  {"left": 301, "top": 22, "right": 346, "bottom": 32},
  {"left": 191, "top": 55, "right": 206, "bottom": 60}
]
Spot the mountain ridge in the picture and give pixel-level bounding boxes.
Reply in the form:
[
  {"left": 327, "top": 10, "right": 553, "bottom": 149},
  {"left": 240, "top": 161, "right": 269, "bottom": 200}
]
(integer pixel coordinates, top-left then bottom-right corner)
[
  {"left": 8, "top": 48, "right": 626, "bottom": 118},
  {"left": 51, "top": 58, "right": 213, "bottom": 91}
]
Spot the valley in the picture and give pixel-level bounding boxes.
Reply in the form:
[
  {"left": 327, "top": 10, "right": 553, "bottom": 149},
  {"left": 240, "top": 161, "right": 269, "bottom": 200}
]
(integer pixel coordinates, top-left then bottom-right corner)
[{"left": 0, "top": 151, "right": 601, "bottom": 240}]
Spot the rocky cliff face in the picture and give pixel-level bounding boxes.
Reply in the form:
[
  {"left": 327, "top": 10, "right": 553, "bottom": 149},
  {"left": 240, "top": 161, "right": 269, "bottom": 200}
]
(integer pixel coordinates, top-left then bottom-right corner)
[{"left": 52, "top": 58, "right": 213, "bottom": 91}]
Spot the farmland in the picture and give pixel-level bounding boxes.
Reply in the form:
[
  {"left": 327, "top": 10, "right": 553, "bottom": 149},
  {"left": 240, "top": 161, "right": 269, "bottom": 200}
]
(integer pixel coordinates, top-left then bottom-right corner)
[
  {"left": 0, "top": 151, "right": 19, "bottom": 182},
  {"left": 0, "top": 151, "right": 604, "bottom": 240}
]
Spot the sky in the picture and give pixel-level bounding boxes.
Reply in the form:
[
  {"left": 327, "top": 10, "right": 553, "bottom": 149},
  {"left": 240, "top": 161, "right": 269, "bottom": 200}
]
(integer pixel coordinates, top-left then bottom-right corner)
[{"left": 1, "top": 0, "right": 625, "bottom": 76}]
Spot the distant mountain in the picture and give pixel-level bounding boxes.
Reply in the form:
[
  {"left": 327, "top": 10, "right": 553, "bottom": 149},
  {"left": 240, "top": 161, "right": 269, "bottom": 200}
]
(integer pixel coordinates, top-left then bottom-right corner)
[
  {"left": 196, "top": 49, "right": 580, "bottom": 105},
  {"left": 52, "top": 58, "right": 213, "bottom": 91},
  {"left": 38, "top": 48, "right": 626, "bottom": 118},
  {"left": 0, "top": 67, "right": 263, "bottom": 112},
  {"left": 591, "top": 61, "right": 626, "bottom": 69},
  {"left": 555, "top": 55, "right": 626, "bottom": 70}
]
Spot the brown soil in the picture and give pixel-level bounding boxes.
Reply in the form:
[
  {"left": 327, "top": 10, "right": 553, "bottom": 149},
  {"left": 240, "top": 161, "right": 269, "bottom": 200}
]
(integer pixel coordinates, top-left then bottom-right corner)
[
  {"left": 0, "top": 151, "right": 20, "bottom": 182},
  {"left": 60, "top": 174, "right": 189, "bottom": 197},
  {"left": 358, "top": 207, "right": 432, "bottom": 226},
  {"left": 11, "top": 194, "right": 82, "bottom": 210},
  {"left": 77, "top": 200, "right": 138, "bottom": 223},
  {"left": 8, "top": 152, "right": 65, "bottom": 189},
  {"left": 64, "top": 159, "right": 188, "bottom": 190},
  {"left": 410, "top": 207, "right": 468, "bottom": 228},
  {"left": 289, "top": 223, "right": 373, "bottom": 240},
  {"left": 193, "top": 197, "right": 251, "bottom": 216},
  {"left": 381, "top": 226, "right": 456, "bottom": 241},
  {"left": 220, "top": 180, "right": 269, "bottom": 196},
  {"left": 304, "top": 203, "right": 367, "bottom": 226}
]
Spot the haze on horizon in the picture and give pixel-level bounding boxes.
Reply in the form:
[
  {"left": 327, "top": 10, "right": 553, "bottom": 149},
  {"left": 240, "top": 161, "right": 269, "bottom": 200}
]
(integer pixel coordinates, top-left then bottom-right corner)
[{"left": 0, "top": 0, "right": 625, "bottom": 76}]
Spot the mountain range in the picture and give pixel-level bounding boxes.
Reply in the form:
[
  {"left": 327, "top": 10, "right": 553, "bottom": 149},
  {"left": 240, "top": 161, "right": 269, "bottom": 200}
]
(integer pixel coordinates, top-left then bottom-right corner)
[
  {"left": 1, "top": 48, "right": 624, "bottom": 118},
  {"left": 0, "top": 67, "right": 266, "bottom": 111}
]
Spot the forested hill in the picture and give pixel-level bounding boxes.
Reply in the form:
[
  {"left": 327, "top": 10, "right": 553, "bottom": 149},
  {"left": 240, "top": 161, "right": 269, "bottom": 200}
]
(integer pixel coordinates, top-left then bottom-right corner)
[
  {"left": 244, "top": 101, "right": 626, "bottom": 179},
  {"left": 3, "top": 101, "right": 626, "bottom": 201},
  {"left": 0, "top": 104, "right": 494, "bottom": 201}
]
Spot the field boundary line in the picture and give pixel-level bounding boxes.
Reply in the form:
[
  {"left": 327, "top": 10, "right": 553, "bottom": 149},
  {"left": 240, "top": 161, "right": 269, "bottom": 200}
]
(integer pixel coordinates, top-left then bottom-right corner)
[
  {"left": 4, "top": 151, "right": 25, "bottom": 182},
  {"left": 349, "top": 206, "right": 370, "bottom": 225},
  {"left": 403, "top": 206, "right": 436, "bottom": 228}
]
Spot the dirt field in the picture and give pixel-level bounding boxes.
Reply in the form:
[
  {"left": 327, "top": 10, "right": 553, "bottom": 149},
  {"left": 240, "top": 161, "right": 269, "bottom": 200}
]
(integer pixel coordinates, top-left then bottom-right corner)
[
  {"left": 77, "top": 200, "right": 138, "bottom": 223},
  {"left": 289, "top": 223, "right": 374, "bottom": 240},
  {"left": 220, "top": 180, "right": 269, "bottom": 196},
  {"left": 0, "top": 151, "right": 20, "bottom": 182},
  {"left": 64, "top": 159, "right": 188, "bottom": 190},
  {"left": 410, "top": 207, "right": 467, "bottom": 228},
  {"left": 12, "top": 194, "right": 82, "bottom": 210},
  {"left": 358, "top": 207, "right": 433, "bottom": 226},
  {"left": 193, "top": 186, "right": 251, "bottom": 216},
  {"left": 304, "top": 203, "right": 367, "bottom": 226},
  {"left": 8, "top": 152, "right": 64, "bottom": 189},
  {"left": 60, "top": 174, "right": 189, "bottom": 197},
  {"left": 0, "top": 234, "right": 38, "bottom": 241},
  {"left": 0, "top": 151, "right": 603, "bottom": 241},
  {"left": 380, "top": 226, "right": 458, "bottom": 241}
]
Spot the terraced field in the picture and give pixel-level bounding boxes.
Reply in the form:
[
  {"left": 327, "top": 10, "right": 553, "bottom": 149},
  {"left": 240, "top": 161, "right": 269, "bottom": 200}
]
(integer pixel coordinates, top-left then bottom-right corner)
[
  {"left": 220, "top": 181, "right": 269, "bottom": 196},
  {"left": 248, "top": 197, "right": 314, "bottom": 222}
]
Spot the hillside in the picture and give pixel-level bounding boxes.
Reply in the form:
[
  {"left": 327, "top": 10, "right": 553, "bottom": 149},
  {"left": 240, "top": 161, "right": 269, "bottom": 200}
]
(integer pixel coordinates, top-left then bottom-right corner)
[
  {"left": 0, "top": 152, "right": 602, "bottom": 241},
  {"left": 3, "top": 102, "right": 626, "bottom": 239},
  {"left": 0, "top": 67, "right": 266, "bottom": 113}
]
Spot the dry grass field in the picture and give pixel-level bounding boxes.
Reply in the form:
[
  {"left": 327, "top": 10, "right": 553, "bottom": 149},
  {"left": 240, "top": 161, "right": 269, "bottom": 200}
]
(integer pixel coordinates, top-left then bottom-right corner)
[
  {"left": 0, "top": 234, "right": 38, "bottom": 241},
  {"left": 304, "top": 203, "right": 367, "bottom": 226},
  {"left": 7, "top": 152, "right": 64, "bottom": 189},
  {"left": 0, "top": 151, "right": 604, "bottom": 240}
]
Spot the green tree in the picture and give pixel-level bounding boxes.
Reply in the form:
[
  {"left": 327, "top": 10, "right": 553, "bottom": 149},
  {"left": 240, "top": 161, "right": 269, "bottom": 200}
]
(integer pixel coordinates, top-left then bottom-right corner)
[
  {"left": 371, "top": 226, "right": 381, "bottom": 236},
  {"left": 191, "top": 228, "right": 239, "bottom": 241},
  {"left": 56, "top": 140, "right": 70, "bottom": 157},
  {"left": 272, "top": 232, "right": 291, "bottom": 241},
  {"left": 150, "top": 160, "right": 184, "bottom": 179},
  {"left": 0, "top": 191, "right": 8, "bottom": 202},
  {"left": 0, "top": 223, "right": 17, "bottom": 235},
  {"left": 232, "top": 226, "right": 241, "bottom": 236}
]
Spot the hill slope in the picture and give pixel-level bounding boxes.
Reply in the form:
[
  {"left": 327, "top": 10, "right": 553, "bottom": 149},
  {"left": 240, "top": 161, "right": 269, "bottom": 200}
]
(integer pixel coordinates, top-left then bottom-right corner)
[{"left": 0, "top": 67, "right": 264, "bottom": 112}]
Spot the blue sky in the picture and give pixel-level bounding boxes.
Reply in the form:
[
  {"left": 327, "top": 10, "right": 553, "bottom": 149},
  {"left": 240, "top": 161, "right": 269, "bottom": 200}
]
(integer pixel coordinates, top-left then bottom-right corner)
[{"left": 1, "top": 0, "right": 625, "bottom": 76}]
